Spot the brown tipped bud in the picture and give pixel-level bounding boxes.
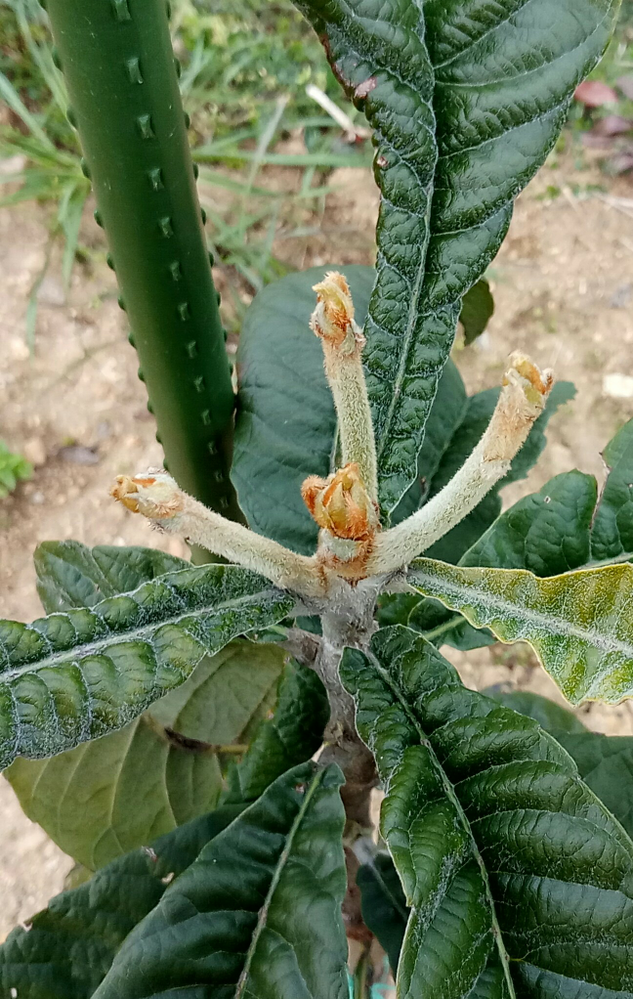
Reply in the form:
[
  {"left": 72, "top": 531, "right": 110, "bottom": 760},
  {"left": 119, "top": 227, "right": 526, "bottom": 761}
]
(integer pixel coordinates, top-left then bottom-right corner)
[
  {"left": 505, "top": 351, "right": 554, "bottom": 402},
  {"left": 111, "top": 471, "right": 183, "bottom": 519},
  {"left": 310, "top": 271, "right": 364, "bottom": 352},
  {"left": 301, "top": 463, "right": 378, "bottom": 541},
  {"left": 485, "top": 352, "right": 554, "bottom": 463}
]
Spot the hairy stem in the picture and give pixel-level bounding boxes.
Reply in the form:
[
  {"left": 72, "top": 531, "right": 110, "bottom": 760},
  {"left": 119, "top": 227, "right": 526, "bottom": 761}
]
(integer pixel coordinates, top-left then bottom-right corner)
[
  {"left": 327, "top": 355, "right": 378, "bottom": 500},
  {"left": 45, "top": 0, "right": 242, "bottom": 522},
  {"left": 367, "top": 353, "right": 553, "bottom": 575},
  {"left": 311, "top": 272, "right": 378, "bottom": 499},
  {"left": 112, "top": 472, "right": 325, "bottom": 596}
]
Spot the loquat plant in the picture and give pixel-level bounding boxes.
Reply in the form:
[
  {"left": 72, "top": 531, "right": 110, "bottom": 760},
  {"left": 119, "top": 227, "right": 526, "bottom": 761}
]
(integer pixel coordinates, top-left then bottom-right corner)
[{"left": 2, "top": 0, "right": 633, "bottom": 996}]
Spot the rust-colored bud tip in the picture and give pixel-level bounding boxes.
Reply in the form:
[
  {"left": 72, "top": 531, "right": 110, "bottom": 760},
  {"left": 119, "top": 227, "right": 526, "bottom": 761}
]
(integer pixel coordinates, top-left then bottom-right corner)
[
  {"left": 484, "top": 352, "right": 554, "bottom": 463},
  {"left": 504, "top": 351, "right": 554, "bottom": 402},
  {"left": 310, "top": 271, "right": 362, "bottom": 349},
  {"left": 111, "top": 471, "right": 183, "bottom": 519},
  {"left": 111, "top": 475, "right": 142, "bottom": 513},
  {"left": 301, "top": 462, "right": 378, "bottom": 541}
]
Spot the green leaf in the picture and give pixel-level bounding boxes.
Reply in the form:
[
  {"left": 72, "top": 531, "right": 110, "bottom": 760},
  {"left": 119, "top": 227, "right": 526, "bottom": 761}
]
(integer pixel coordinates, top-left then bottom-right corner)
[
  {"left": 224, "top": 657, "right": 330, "bottom": 804},
  {"left": 292, "top": 0, "right": 617, "bottom": 513},
  {"left": 234, "top": 272, "right": 469, "bottom": 545},
  {"left": 459, "top": 279, "right": 494, "bottom": 346},
  {"left": 462, "top": 470, "right": 598, "bottom": 575},
  {"left": 94, "top": 763, "right": 349, "bottom": 999},
  {"left": 420, "top": 420, "right": 631, "bottom": 652},
  {"left": 555, "top": 733, "right": 633, "bottom": 841},
  {"left": 149, "top": 638, "right": 284, "bottom": 745},
  {"left": 409, "top": 556, "right": 633, "bottom": 704},
  {"left": 34, "top": 540, "right": 189, "bottom": 613},
  {"left": 376, "top": 591, "right": 496, "bottom": 653},
  {"left": 13, "top": 545, "right": 285, "bottom": 869},
  {"left": 4, "top": 640, "right": 285, "bottom": 869},
  {"left": 341, "top": 626, "right": 633, "bottom": 997},
  {"left": 4, "top": 714, "right": 223, "bottom": 870},
  {"left": 0, "top": 658, "right": 331, "bottom": 997},
  {"left": 591, "top": 418, "right": 633, "bottom": 562},
  {"left": 408, "top": 597, "right": 496, "bottom": 651},
  {"left": 0, "top": 564, "right": 294, "bottom": 770},
  {"left": 0, "top": 440, "right": 32, "bottom": 499},
  {"left": 234, "top": 270, "right": 498, "bottom": 544},
  {"left": 483, "top": 688, "right": 633, "bottom": 840},
  {"left": 482, "top": 688, "right": 588, "bottom": 735},
  {"left": 0, "top": 804, "right": 244, "bottom": 999},
  {"left": 356, "top": 852, "right": 408, "bottom": 974}
]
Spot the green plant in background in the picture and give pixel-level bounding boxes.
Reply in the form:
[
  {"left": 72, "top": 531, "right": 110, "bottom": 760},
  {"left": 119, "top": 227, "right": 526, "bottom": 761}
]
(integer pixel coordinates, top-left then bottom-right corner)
[
  {"left": 0, "top": 440, "right": 31, "bottom": 498},
  {"left": 0, "top": 0, "right": 372, "bottom": 332},
  {"left": 3, "top": 2, "right": 633, "bottom": 998}
]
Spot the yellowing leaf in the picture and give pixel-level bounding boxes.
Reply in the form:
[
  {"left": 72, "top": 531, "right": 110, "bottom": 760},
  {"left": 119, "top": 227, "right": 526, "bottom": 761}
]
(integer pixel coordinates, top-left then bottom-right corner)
[{"left": 409, "top": 557, "right": 633, "bottom": 704}]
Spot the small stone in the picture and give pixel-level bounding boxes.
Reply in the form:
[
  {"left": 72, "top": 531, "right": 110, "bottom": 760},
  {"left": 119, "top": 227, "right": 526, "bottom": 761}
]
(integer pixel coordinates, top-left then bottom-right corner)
[
  {"left": 609, "top": 283, "right": 633, "bottom": 309},
  {"left": 603, "top": 373, "right": 633, "bottom": 399},
  {"left": 36, "top": 275, "right": 66, "bottom": 307},
  {"left": 9, "top": 337, "right": 30, "bottom": 362},
  {"left": 23, "top": 438, "right": 46, "bottom": 467},
  {"left": 29, "top": 491, "right": 45, "bottom": 505},
  {"left": 0, "top": 153, "right": 27, "bottom": 177},
  {"left": 58, "top": 445, "right": 100, "bottom": 465}
]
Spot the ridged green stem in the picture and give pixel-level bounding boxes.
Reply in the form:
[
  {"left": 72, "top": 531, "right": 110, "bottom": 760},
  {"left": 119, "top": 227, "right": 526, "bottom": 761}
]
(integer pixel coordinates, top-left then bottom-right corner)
[{"left": 44, "top": 0, "right": 243, "bottom": 522}]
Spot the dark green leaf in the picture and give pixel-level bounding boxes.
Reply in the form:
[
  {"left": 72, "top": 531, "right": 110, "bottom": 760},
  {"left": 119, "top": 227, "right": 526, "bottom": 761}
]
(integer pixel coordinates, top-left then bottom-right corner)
[
  {"left": 293, "top": 0, "right": 617, "bottom": 513},
  {"left": 481, "top": 687, "right": 588, "bottom": 735},
  {"left": 460, "top": 279, "right": 495, "bottom": 346},
  {"left": 591, "top": 418, "right": 633, "bottom": 562},
  {"left": 408, "top": 597, "right": 496, "bottom": 651},
  {"left": 0, "top": 805, "right": 243, "bottom": 999},
  {"left": 225, "top": 657, "right": 329, "bottom": 804},
  {"left": 94, "top": 763, "right": 348, "bottom": 999},
  {"left": 232, "top": 264, "right": 375, "bottom": 554},
  {"left": 410, "top": 419, "right": 633, "bottom": 659},
  {"left": 376, "top": 592, "right": 424, "bottom": 629},
  {"left": 377, "top": 591, "right": 495, "bottom": 652},
  {"left": 0, "top": 565, "right": 294, "bottom": 770},
  {"left": 457, "top": 417, "right": 633, "bottom": 580},
  {"left": 555, "top": 733, "right": 633, "bottom": 842},
  {"left": 13, "top": 545, "right": 284, "bottom": 868},
  {"left": 482, "top": 688, "right": 633, "bottom": 841},
  {"left": 356, "top": 852, "right": 408, "bottom": 973},
  {"left": 391, "top": 359, "right": 468, "bottom": 526},
  {"left": 341, "top": 626, "right": 633, "bottom": 997},
  {"left": 462, "top": 470, "right": 598, "bottom": 575},
  {"left": 34, "top": 540, "right": 188, "bottom": 613},
  {"left": 501, "top": 382, "right": 577, "bottom": 490}
]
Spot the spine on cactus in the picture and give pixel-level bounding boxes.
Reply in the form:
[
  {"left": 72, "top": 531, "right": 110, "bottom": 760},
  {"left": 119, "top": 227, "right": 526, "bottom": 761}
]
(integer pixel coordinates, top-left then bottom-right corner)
[{"left": 43, "top": 0, "right": 243, "bottom": 522}]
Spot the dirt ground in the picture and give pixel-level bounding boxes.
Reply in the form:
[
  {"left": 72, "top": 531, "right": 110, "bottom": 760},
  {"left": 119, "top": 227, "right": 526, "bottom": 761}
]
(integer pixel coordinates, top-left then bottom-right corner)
[{"left": 1, "top": 148, "right": 633, "bottom": 941}]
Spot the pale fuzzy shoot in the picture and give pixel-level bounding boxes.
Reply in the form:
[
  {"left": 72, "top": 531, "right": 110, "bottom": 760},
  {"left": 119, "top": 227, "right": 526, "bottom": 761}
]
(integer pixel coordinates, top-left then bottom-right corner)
[
  {"left": 366, "top": 352, "right": 554, "bottom": 577},
  {"left": 310, "top": 272, "right": 378, "bottom": 501},
  {"left": 111, "top": 473, "right": 326, "bottom": 597},
  {"left": 301, "top": 463, "right": 379, "bottom": 579}
]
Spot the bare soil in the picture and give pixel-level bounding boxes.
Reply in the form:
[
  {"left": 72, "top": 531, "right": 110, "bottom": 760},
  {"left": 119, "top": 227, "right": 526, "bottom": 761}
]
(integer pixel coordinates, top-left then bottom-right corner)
[{"left": 1, "top": 150, "right": 632, "bottom": 941}]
